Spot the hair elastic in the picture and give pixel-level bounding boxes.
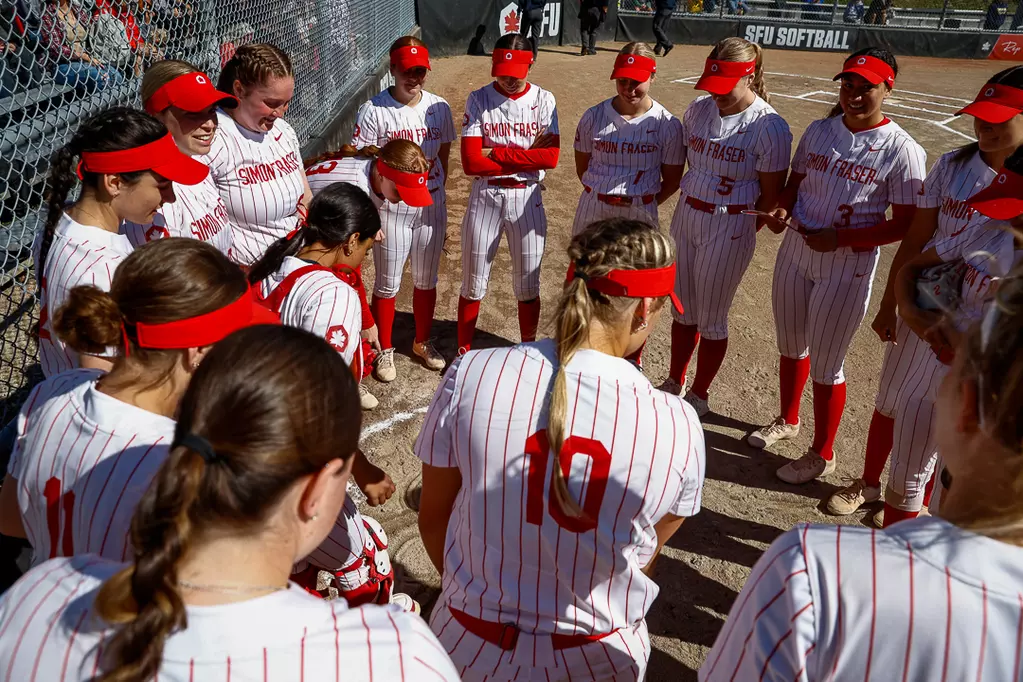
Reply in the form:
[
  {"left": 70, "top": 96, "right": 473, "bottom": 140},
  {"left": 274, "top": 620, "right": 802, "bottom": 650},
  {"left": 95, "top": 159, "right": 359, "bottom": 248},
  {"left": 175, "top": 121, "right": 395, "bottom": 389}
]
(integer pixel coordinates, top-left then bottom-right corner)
[{"left": 175, "top": 433, "right": 218, "bottom": 463}]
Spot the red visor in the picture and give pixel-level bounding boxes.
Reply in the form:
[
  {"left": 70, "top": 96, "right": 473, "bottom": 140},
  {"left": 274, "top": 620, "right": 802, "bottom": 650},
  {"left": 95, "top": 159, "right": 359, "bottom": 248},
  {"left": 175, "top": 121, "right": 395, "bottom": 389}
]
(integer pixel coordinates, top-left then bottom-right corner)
[
  {"left": 966, "top": 167, "right": 1023, "bottom": 220},
  {"left": 376, "top": 159, "right": 432, "bottom": 207},
  {"left": 834, "top": 55, "right": 895, "bottom": 88},
  {"left": 133, "top": 285, "right": 279, "bottom": 350},
  {"left": 492, "top": 49, "right": 534, "bottom": 79},
  {"left": 391, "top": 44, "right": 430, "bottom": 71},
  {"left": 78, "top": 133, "right": 209, "bottom": 185},
  {"left": 957, "top": 84, "right": 1023, "bottom": 124},
  {"left": 144, "top": 72, "right": 237, "bottom": 115},
  {"left": 610, "top": 54, "right": 657, "bottom": 83},
  {"left": 567, "top": 264, "right": 683, "bottom": 315},
  {"left": 695, "top": 59, "right": 756, "bottom": 95}
]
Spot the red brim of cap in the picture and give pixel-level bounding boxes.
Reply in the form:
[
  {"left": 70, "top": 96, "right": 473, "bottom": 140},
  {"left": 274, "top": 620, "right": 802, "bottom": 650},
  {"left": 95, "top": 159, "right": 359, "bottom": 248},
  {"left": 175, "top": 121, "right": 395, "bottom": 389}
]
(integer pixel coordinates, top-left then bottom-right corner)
[
  {"left": 394, "top": 56, "right": 431, "bottom": 71},
  {"left": 610, "top": 66, "right": 652, "bottom": 83},
  {"left": 396, "top": 185, "right": 433, "bottom": 208},
  {"left": 170, "top": 88, "right": 237, "bottom": 112},
  {"left": 694, "top": 74, "right": 738, "bottom": 95},
  {"left": 669, "top": 291, "right": 684, "bottom": 315},
  {"left": 492, "top": 62, "right": 530, "bottom": 79},
  {"left": 153, "top": 153, "right": 210, "bottom": 186},
  {"left": 967, "top": 186, "right": 1023, "bottom": 220},
  {"left": 956, "top": 100, "right": 1022, "bottom": 125},
  {"left": 834, "top": 67, "right": 887, "bottom": 86}
]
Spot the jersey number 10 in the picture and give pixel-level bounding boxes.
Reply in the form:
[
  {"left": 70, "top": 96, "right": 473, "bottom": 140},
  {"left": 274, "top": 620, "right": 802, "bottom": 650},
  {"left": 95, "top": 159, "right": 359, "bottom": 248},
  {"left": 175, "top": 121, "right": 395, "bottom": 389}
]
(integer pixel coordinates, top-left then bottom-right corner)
[{"left": 523, "top": 430, "right": 611, "bottom": 534}]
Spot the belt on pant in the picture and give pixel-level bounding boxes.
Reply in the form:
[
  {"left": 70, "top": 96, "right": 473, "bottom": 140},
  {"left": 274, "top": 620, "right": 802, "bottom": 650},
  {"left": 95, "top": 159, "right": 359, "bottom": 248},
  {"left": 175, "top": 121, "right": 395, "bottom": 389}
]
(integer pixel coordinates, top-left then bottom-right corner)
[
  {"left": 685, "top": 196, "right": 749, "bottom": 215},
  {"left": 488, "top": 178, "right": 530, "bottom": 189},
  {"left": 596, "top": 192, "right": 655, "bottom": 207},
  {"left": 449, "top": 608, "right": 619, "bottom": 651}
]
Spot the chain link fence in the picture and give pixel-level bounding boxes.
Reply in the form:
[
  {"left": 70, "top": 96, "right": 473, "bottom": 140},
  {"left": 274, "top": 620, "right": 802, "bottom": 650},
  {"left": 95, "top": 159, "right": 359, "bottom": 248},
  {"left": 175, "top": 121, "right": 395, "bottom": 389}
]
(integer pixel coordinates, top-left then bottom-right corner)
[{"left": 0, "top": 0, "right": 415, "bottom": 421}]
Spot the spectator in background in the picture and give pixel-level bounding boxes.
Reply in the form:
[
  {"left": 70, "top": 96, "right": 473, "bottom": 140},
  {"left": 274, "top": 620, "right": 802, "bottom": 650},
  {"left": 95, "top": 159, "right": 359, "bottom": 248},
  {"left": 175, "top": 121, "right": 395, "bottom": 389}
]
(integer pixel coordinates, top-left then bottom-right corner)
[
  {"left": 653, "top": 0, "right": 674, "bottom": 56},
  {"left": 726, "top": 0, "right": 749, "bottom": 15},
  {"left": 863, "top": 0, "right": 891, "bottom": 24},
  {"left": 579, "top": 0, "right": 606, "bottom": 56},
  {"left": 986, "top": 0, "right": 1008, "bottom": 29},
  {"left": 466, "top": 23, "right": 487, "bottom": 55},
  {"left": 0, "top": 0, "right": 43, "bottom": 97},
  {"left": 1011, "top": 0, "right": 1023, "bottom": 29},
  {"left": 517, "top": 0, "right": 545, "bottom": 60},
  {"left": 802, "top": 0, "right": 825, "bottom": 21},
  {"left": 93, "top": 0, "right": 162, "bottom": 72},
  {"left": 844, "top": 0, "right": 865, "bottom": 23},
  {"left": 40, "top": 0, "right": 122, "bottom": 92}
]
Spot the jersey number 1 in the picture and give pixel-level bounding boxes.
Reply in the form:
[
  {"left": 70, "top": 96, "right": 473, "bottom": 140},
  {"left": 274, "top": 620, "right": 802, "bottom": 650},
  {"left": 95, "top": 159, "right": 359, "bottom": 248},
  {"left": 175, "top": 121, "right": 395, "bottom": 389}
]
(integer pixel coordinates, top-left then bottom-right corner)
[
  {"left": 524, "top": 430, "right": 611, "bottom": 533},
  {"left": 44, "top": 477, "right": 74, "bottom": 558}
]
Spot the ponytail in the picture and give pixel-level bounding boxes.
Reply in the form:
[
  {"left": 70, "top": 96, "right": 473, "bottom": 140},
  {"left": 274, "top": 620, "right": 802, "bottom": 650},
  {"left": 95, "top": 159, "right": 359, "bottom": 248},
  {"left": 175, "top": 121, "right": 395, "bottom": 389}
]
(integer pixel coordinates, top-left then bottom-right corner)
[
  {"left": 40, "top": 145, "right": 79, "bottom": 276},
  {"left": 708, "top": 37, "right": 769, "bottom": 104},
  {"left": 749, "top": 42, "right": 770, "bottom": 104},
  {"left": 53, "top": 285, "right": 123, "bottom": 356}
]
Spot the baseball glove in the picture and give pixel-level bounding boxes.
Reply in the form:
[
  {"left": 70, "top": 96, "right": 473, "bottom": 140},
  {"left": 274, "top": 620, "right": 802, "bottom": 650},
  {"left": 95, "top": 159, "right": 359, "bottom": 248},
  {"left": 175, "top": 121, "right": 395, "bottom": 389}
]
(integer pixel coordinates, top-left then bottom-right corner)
[{"left": 915, "top": 259, "right": 967, "bottom": 312}]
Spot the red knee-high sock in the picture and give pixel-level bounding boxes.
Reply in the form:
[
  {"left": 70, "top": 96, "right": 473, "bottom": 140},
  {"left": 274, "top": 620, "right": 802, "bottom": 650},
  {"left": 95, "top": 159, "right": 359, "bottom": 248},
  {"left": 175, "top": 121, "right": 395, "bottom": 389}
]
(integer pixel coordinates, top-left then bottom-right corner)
[
  {"left": 691, "top": 338, "right": 728, "bottom": 400},
  {"left": 371, "top": 295, "right": 396, "bottom": 350},
  {"left": 882, "top": 503, "right": 919, "bottom": 528},
  {"left": 811, "top": 381, "right": 847, "bottom": 462},
  {"left": 412, "top": 287, "right": 437, "bottom": 345},
  {"left": 457, "top": 296, "right": 481, "bottom": 351},
  {"left": 669, "top": 322, "right": 700, "bottom": 384},
  {"left": 626, "top": 342, "right": 645, "bottom": 366},
  {"left": 862, "top": 409, "right": 895, "bottom": 488},
  {"left": 518, "top": 298, "right": 541, "bottom": 343},
  {"left": 922, "top": 471, "right": 936, "bottom": 508},
  {"left": 779, "top": 355, "right": 810, "bottom": 425}
]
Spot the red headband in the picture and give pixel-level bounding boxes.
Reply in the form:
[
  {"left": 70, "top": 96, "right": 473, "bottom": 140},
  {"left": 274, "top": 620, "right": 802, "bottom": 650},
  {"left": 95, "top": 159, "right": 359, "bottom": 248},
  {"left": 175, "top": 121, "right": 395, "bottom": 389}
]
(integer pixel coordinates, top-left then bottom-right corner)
[
  {"left": 567, "top": 264, "right": 684, "bottom": 315},
  {"left": 144, "top": 72, "right": 237, "bottom": 115},
  {"left": 77, "top": 133, "right": 209, "bottom": 185},
  {"left": 836, "top": 55, "right": 895, "bottom": 88},
  {"left": 132, "top": 285, "right": 276, "bottom": 350},
  {"left": 610, "top": 53, "right": 657, "bottom": 82},
  {"left": 390, "top": 44, "right": 430, "bottom": 70},
  {"left": 375, "top": 158, "right": 432, "bottom": 207}
]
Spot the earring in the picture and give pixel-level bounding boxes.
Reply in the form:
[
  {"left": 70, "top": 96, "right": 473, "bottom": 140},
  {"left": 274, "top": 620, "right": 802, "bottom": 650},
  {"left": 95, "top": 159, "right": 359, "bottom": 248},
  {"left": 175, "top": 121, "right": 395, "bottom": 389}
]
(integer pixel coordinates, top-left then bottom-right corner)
[
  {"left": 310, "top": 513, "right": 319, "bottom": 522},
  {"left": 191, "top": 360, "right": 201, "bottom": 370},
  {"left": 637, "top": 320, "right": 648, "bottom": 331}
]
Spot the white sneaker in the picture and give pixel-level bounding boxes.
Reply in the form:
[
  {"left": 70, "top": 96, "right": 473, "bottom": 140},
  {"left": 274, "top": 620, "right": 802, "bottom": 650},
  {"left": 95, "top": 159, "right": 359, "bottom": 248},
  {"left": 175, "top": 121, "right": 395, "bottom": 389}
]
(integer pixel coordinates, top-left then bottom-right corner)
[
  {"left": 359, "top": 383, "right": 378, "bottom": 411},
  {"left": 873, "top": 508, "right": 884, "bottom": 528},
  {"left": 683, "top": 390, "right": 710, "bottom": 418},
  {"left": 826, "top": 478, "right": 881, "bottom": 515},
  {"left": 413, "top": 340, "right": 445, "bottom": 371},
  {"left": 374, "top": 348, "right": 396, "bottom": 383},
  {"left": 776, "top": 449, "right": 835, "bottom": 484},
  {"left": 748, "top": 417, "right": 800, "bottom": 449},
  {"left": 657, "top": 377, "right": 683, "bottom": 396},
  {"left": 390, "top": 592, "right": 421, "bottom": 615}
]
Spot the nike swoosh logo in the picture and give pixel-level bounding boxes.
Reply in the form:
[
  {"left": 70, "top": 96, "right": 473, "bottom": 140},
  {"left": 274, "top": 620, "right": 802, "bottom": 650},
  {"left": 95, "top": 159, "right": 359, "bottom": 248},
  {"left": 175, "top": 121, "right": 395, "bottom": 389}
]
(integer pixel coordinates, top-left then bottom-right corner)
[
  {"left": 730, "top": 234, "right": 743, "bottom": 240},
  {"left": 867, "top": 146, "right": 882, "bottom": 152},
  {"left": 273, "top": 132, "right": 283, "bottom": 141},
  {"left": 948, "top": 225, "right": 968, "bottom": 237},
  {"left": 646, "top": 129, "right": 657, "bottom": 135},
  {"left": 854, "top": 271, "right": 870, "bottom": 278},
  {"left": 531, "top": 105, "right": 539, "bottom": 111}
]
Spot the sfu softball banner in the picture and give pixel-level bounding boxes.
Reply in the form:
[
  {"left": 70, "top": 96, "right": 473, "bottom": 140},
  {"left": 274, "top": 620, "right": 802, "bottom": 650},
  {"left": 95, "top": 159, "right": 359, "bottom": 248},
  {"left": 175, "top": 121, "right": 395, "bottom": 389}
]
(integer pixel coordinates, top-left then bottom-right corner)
[{"left": 742, "top": 23, "right": 856, "bottom": 52}]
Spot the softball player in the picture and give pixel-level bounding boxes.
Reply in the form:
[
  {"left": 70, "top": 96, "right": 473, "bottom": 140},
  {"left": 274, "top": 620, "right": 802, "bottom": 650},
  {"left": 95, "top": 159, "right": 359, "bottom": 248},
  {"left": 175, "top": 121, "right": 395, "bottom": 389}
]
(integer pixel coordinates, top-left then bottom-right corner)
[
  {"left": 660, "top": 37, "right": 793, "bottom": 418},
  {"left": 304, "top": 140, "right": 433, "bottom": 385},
  {"left": 701, "top": 254, "right": 1023, "bottom": 682},
  {"left": 206, "top": 43, "right": 313, "bottom": 266},
  {"left": 34, "top": 106, "right": 207, "bottom": 378},
  {"left": 0, "top": 239, "right": 273, "bottom": 566},
  {"left": 0, "top": 326, "right": 459, "bottom": 681},
  {"left": 748, "top": 48, "right": 927, "bottom": 485},
  {"left": 123, "top": 60, "right": 238, "bottom": 257},
  {"left": 827, "top": 69, "right": 1023, "bottom": 518},
  {"left": 457, "top": 32, "right": 560, "bottom": 354},
  {"left": 352, "top": 36, "right": 456, "bottom": 373},
  {"left": 416, "top": 219, "right": 705, "bottom": 681},
  {"left": 572, "top": 42, "right": 684, "bottom": 236}
]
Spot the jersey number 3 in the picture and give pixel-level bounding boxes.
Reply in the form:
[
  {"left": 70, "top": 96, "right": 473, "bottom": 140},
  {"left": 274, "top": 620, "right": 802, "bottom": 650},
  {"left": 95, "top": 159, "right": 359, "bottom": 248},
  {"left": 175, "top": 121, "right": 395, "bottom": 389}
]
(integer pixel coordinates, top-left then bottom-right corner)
[{"left": 524, "top": 430, "right": 611, "bottom": 533}]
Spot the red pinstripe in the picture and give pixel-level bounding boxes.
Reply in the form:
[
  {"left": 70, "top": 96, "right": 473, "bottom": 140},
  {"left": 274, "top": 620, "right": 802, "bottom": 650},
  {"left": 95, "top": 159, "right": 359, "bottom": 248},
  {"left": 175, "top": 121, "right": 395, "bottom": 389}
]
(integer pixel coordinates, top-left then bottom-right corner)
[
  {"left": 3, "top": 562, "right": 68, "bottom": 680},
  {"left": 830, "top": 526, "right": 843, "bottom": 680},
  {"left": 590, "top": 379, "right": 621, "bottom": 632},
  {"left": 360, "top": 609, "right": 374, "bottom": 681},
  {"left": 865, "top": 528, "right": 877, "bottom": 682},
  {"left": 976, "top": 583, "right": 988, "bottom": 682},
  {"left": 384, "top": 611, "right": 406, "bottom": 682},
  {"left": 608, "top": 385, "right": 641, "bottom": 621},
  {"left": 84, "top": 434, "right": 134, "bottom": 545},
  {"left": 728, "top": 569, "right": 808, "bottom": 681},
  {"left": 331, "top": 604, "right": 340, "bottom": 682},
  {"left": 477, "top": 352, "right": 512, "bottom": 614},
  {"left": 902, "top": 542, "right": 915, "bottom": 682},
  {"left": 100, "top": 440, "right": 165, "bottom": 557},
  {"left": 760, "top": 629, "right": 793, "bottom": 681},
  {"left": 497, "top": 353, "right": 528, "bottom": 619},
  {"left": 1014, "top": 594, "right": 1023, "bottom": 678},
  {"left": 28, "top": 571, "right": 88, "bottom": 682},
  {"left": 300, "top": 626, "right": 307, "bottom": 682},
  {"left": 941, "top": 568, "right": 952, "bottom": 682}
]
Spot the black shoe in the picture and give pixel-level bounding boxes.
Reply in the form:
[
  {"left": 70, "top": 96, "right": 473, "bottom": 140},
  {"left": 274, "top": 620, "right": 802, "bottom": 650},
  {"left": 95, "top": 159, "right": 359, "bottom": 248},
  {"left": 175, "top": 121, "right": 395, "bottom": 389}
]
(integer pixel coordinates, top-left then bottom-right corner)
[
  {"left": 580, "top": 48, "right": 587, "bottom": 56},
  {"left": 654, "top": 45, "right": 663, "bottom": 56},
  {"left": 662, "top": 44, "right": 674, "bottom": 56},
  {"left": 587, "top": 48, "right": 597, "bottom": 55}
]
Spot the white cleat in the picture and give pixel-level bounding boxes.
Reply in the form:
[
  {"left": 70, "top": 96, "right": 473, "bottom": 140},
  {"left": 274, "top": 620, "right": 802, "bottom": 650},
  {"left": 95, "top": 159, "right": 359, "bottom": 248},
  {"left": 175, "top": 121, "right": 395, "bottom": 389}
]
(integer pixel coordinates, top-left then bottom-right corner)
[
  {"left": 413, "top": 340, "right": 446, "bottom": 371},
  {"left": 359, "top": 383, "right": 378, "bottom": 411},
  {"left": 776, "top": 449, "right": 835, "bottom": 485},
  {"left": 826, "top": 478, "right": 881, "bottom": 516},
  {"left": 748, "top": 416, "right": 800, "bottom": 449},
  {"left": 374, "top": 348, "right": 396, "bottom": 383},
  {"left": 683, "top": 390, "right": 710, "bottom": 418},
  {"left": 390, "top": 592, "right": 421, "bottom": 615}
]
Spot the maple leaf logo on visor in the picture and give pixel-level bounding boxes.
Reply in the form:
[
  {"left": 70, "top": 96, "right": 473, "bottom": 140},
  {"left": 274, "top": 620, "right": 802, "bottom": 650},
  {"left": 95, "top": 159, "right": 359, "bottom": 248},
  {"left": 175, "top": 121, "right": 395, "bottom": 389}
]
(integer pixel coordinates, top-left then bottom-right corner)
[
  {"left": 326, "top": 325, "right": 349, "bottom": 353},
  {"left": 504, "top": 11, "right": 520, "bottom": 33}
]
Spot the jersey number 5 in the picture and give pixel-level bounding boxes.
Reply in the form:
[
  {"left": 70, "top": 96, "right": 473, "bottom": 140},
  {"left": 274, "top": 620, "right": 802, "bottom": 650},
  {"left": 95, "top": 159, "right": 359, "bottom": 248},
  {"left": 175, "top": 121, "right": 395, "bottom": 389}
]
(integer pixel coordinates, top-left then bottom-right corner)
[
  {"left": 44, "top": 477, "right": 75, "bottom": 558},
  {"left": 716, "top": 176, "right": 736, "bottom": 196},
  {"left": 524, "top": 430, "right": 611, "bottom": 533}
]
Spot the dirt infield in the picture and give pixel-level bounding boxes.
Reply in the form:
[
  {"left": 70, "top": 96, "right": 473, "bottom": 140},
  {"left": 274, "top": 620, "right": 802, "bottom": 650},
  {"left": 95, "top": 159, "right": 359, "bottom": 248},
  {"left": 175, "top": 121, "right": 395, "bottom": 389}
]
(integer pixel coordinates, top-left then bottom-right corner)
[{"left": 354, "top": 43, "right": 986, "bottom": 679}]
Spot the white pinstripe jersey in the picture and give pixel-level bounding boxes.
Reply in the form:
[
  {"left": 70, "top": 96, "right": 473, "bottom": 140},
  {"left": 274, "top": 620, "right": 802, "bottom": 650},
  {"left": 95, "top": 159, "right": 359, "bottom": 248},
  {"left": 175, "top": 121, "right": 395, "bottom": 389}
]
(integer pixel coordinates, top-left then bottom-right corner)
[
  {"left": 917, "top": 149, "right": 996, "bottom": 249},
  {"left": 791, "top": 116, "right": 927, "bottom": 232},
  {"left": 573, "top": 98, "right": 685, "bottom": 196},
  {"left": 33, "top": 213, "right": 133, "bottom": 378},
  {"left": 680, "top": 95, "right": 793, "bottom": 206},
  {"left": 306, "top": 497, "right": 368, "bottom": 572},
  {"left": 352, "top": 89, "right": 457, "bottom": 192},
  {"left": 204, "top": 110, "right": 305, "bottom": 265},
  {"left": 259, "top": 256, "right": 361, "bottom": 366},
  {"left": 305, "top": 157, "right": 386, "bottom": 210},
  {"left": 462, "top": 82, "right": 560, "bottom": 183},
  {"left": 0, "top": 554, "right": 461, "bottom": 682},
  {"left": 122, "top": 174, "right": 234, "bottom": 258},
  {"left": 415, "top": 340, "right": 706, "bottom": 635},
  {"left": 6, "top": 369, "right": 174, "bottom": 567},
  {"left": 936, "top": 224, "right": 1023, "bottom": 332},
  {"left": 700, "top": 517, "right": 1023, "bottom": 682}
]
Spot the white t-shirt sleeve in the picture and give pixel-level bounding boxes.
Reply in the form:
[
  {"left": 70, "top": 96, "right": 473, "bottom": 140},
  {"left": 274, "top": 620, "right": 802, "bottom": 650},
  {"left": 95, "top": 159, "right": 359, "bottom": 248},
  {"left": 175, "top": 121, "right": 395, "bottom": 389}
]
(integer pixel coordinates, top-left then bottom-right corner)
[
  {"left": 917, "top": 152, "right": 951, "bottom": 210},
  {"left": 662, "top": 114, "right": 687, "bottom": 167},
  {"left": 462, "top": 92, "right": 482, "bottom": 138},
  {"left": 699, "top": 526, "right": 817, "bottom": 682},
  {"left": 754, "top": 116, "right": 794, "bottom": 174},
  {"left": 352, "top": 101, "right": 382, "bottom": 147},
  {"left": 668, "top": 401, "right": 707, "bottom": 517},
  {"left": 414, "top": 359, "right": 462, "bottom": 468},
  {"left": 887, "top": 139, "right": 928, "bottom": 206},
  {"left": 440, "top": 100, "right": 457, "bottom": 144},
  {"left": 574, "top": 107, "right": 594, "bottom": 154},
  {"left": 301, "top": 280, "right": 361, "bottom": 366}
]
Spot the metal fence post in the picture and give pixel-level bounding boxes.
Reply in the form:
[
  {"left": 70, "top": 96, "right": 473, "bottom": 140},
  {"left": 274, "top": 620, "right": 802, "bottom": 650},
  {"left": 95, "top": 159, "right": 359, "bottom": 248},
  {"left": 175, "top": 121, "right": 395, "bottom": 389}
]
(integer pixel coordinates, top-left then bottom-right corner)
[
  {"left": 937, "top": 0, "right": 951, "bottom": 29},
  {"left": 830, "top": 0, "right": 840, "bottom": 24}
]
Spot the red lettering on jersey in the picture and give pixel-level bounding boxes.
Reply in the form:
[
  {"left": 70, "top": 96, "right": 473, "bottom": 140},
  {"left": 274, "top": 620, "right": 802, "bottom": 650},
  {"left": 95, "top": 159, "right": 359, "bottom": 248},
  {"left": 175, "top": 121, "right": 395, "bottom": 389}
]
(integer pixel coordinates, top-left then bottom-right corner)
[
  {"left": 830, "top": 159, "right": 879, "bottom": 185},
  {"left": 593, "top": 140, "right": 619, "bottom": 154},
  {"left": 688, "top": 135, "right": 707, "bottom": 154},
  {"left": 940, "top": 197, "right": 976, "bottom": 222},
  {"left": 481, "top": 121, "right": 542, "bottom": 138},
  {"left": 705, "top": 141, "right": 746, "bottom": 163},
  {"left": 44, "top": 477, "right": 75, "bottom": 558},
  {"left": 963, "top": 264, "right": 992, "bottom": 297},
  {"left": 524, "top": 430, "right": 612, "bottom": 534},
  {"left": 621, "top": 142, "right": 659, "bottom": 154},
  {"left": 238, "top": 153, "right": 300, "bottom": 186},
  {"left": 805, "top": 152, "right": 832, "bottom": 173},
  {"left": 306, "top": 160, "right": 338, "bottom": 176},
  {"left": 190, "top": 203, "right": 229, "bottom": 241},
  {"left": 387, "top": 127, "right": 444, "bottom": 144}
]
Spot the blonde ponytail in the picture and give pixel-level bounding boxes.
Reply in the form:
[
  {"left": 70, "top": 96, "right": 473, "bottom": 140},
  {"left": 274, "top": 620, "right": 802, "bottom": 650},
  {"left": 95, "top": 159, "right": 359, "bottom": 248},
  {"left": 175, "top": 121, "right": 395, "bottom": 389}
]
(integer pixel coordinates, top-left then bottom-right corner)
[{"left": 709, "top": 37, "right": 769, "bottom": 104}]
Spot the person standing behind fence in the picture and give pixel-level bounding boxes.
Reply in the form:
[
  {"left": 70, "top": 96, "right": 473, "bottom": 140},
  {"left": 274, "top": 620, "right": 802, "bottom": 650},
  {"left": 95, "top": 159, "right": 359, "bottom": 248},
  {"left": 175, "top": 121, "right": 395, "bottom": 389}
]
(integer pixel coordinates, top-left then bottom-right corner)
[
  {"left": 458, "top": 34, "right": 559, "bottom": 354},
  {"left": 0, "top": 325, "right": 460, "bottom": 682},
  {"left": 351, "top": 36, "right": 456, "bottom": 378},
  {"left": 747, "top": 48, "right": 927, "bottom": 485},
  {"left": 660, "top": 38, "right": 792, "bottom": 419},
  {"left": 0, "top": 239, "right": 275, "bottom": 567},
  {"left": 35, "top": 106, "right": 208, "bottom": 378},
  {"left": 578, "top": 0, "right": 608, "bottom": 56},
  {"left": 122, "top": 60, "right": 238, "bottom": 258},
  {"left": 206, "top": 43, "right": 313, "bottom": 267},
  {"left": 652, "top": 0, "right": 675, "bottom": 57},
  {"left": 518, "top": 0, "right": 546, "bottom": 60}
]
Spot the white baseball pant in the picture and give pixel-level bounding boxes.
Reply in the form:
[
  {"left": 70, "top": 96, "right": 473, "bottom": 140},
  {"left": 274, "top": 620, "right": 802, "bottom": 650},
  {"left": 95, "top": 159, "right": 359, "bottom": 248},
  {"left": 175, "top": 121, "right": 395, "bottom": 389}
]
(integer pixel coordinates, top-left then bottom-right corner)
[
  {"left": 461, "top": 180, "right": 547, "bottom": 302},
  {"left": 571, "top": 188, "right": 658, "bottom": 237},
  {"left": 771, "top": 232, "right": 879, "bottom": 385},
  {"left": 430, "top": 602, "right": 650, "bottom": 682},
  {"left": 372, "top": 195, "right": 446, "bottom": 298},
  {"left": 885, "top": 349, "right": 947, "bottom": 512},
  {"left": 671, "top": 199, "right": 757, "bottom": 340},
  {"left": 872, "top": 318, "right": 933, "bottom": 418}
]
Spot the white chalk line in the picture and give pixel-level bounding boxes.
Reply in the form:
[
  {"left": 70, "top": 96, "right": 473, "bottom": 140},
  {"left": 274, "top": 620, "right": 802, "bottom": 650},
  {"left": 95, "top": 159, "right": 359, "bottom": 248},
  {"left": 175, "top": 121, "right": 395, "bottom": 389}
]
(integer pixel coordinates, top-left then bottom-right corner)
[{"left": 362, "top": 406, "right": 429, "bottom": 438}]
